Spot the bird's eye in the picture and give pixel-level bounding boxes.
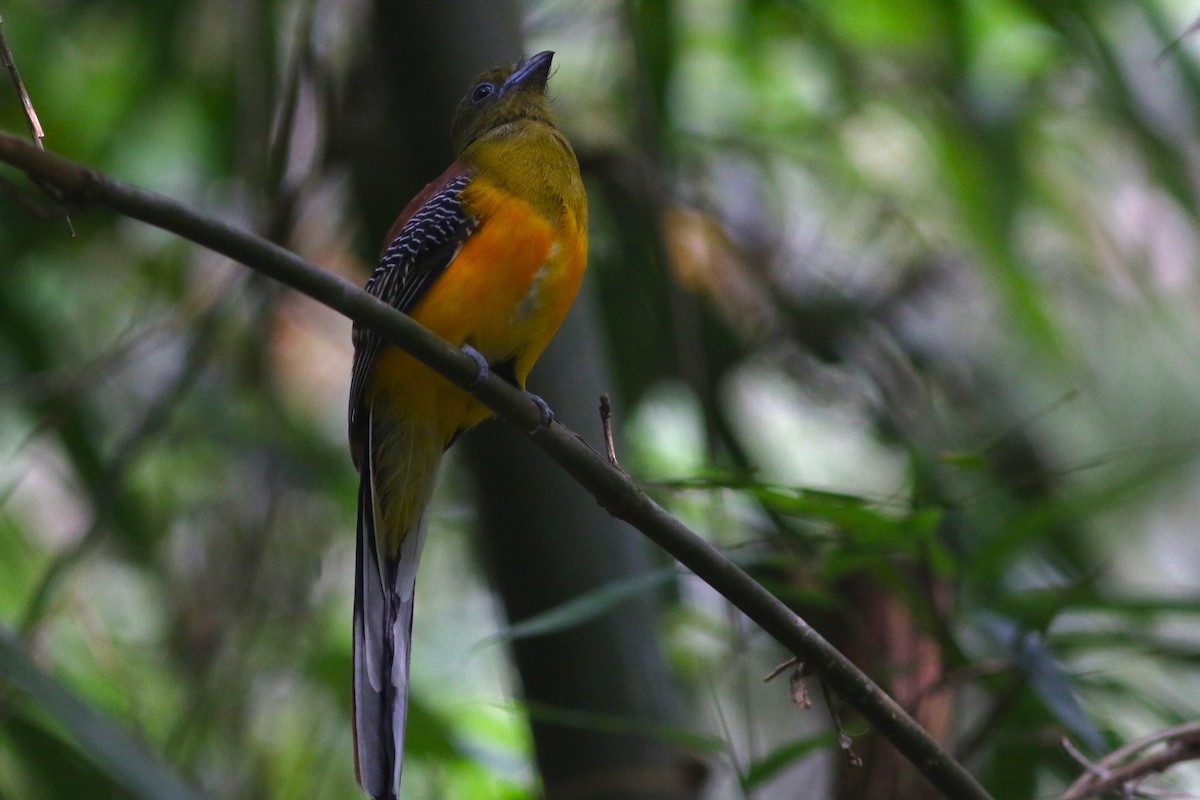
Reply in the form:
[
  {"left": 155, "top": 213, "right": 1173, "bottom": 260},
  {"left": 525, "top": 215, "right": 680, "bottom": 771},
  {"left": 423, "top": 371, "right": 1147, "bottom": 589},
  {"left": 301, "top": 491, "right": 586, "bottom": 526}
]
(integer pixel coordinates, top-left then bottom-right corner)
[{"left": 471, "top": 82, "right": 496, "bottom": 104}]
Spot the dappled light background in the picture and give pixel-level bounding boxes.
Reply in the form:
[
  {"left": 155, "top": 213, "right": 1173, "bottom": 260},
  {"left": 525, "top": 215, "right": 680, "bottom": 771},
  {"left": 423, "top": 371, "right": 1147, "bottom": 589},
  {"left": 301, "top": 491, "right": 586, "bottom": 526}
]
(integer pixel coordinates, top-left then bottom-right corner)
[{"left": 3, "top": 1, "right": 1200, "bottom": 799}]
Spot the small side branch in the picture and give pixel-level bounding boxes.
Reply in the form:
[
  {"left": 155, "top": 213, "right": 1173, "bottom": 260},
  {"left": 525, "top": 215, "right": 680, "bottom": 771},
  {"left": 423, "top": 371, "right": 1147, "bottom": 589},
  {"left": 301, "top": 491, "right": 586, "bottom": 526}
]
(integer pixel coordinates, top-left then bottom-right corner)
[
  {"left": 0, "top": 15, "right": 73, "bottom": 234},
  {"left": 1059, "top": 723, "right": 1200, "bottom": 800},
  {"left": 0, "top": 14, "right": 43, "bottom": 143},
  {"left": 599, "top": 392, "right": 619, "bottom": 466}
]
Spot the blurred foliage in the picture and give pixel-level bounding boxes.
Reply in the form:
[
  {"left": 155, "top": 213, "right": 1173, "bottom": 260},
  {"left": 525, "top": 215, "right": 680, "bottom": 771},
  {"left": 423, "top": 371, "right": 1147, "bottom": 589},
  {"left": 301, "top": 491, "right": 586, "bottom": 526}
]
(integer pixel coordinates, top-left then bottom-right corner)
[{"left": 2, "top": 0, "right": 1200, "bottom": 799}]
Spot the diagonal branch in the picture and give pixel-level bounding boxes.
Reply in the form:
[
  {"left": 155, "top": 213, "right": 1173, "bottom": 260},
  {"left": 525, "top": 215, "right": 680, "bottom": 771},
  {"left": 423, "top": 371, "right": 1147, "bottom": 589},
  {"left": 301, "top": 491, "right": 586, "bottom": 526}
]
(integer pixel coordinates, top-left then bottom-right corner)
[
  {"left": 1059, "top": 723, "right": 1200, "bottom": 800},
  {"left": 0, "top": 130, "right": 994, "bottom": 800}
]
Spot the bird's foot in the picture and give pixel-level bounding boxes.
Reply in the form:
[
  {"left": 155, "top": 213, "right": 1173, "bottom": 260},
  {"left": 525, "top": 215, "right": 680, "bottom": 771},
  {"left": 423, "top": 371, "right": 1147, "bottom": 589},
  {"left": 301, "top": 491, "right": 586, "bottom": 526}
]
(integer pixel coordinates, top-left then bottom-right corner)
[
  {"left": 524, "top": 392, "right": 554, "bottom": 433},
  {"left": 461, "top": 345, "right": 552, "bottom": 433},
  {"left": 462, "top": 345, "right": 490, "bottom": 392}
]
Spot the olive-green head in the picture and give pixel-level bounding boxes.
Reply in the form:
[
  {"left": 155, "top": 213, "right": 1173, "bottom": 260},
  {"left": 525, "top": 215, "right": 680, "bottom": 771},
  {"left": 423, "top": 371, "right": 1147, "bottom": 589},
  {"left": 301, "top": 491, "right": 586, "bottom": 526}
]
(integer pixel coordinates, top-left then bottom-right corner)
[{"left": 451, "top": 51, "right": 557, "bottom": 156}]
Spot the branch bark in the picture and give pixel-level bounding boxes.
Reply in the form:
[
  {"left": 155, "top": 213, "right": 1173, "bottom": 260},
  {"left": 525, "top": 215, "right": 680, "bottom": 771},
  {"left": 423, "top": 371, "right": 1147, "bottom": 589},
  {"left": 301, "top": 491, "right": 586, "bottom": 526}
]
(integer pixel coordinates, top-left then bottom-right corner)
[
  {"left": 1059, "top": 723, "right": 1200, "bottom": 800},
  {"left": 0, "top": 131, "right": 995, "bottom": 800}
]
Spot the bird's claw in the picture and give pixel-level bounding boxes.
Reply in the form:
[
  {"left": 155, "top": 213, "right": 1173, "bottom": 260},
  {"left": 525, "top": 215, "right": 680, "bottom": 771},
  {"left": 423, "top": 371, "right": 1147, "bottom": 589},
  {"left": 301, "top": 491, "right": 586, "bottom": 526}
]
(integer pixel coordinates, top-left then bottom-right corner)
[
  {"left": 462, "top": 345, "right": 490, "bottom": 392},
  {"left": 525, "top": 392, "right": 554, "bottom": 433},
  {"left": 461, "top": 345, "right": 552, "bottom": 433}
]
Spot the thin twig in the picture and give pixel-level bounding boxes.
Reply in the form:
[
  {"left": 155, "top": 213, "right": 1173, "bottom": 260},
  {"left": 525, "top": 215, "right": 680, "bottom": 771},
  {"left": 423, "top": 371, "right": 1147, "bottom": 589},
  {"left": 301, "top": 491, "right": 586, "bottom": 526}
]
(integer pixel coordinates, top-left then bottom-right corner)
[
  {"left": 1094, "top": 722, "right": 1200, "bottom": 771},
  {"left": 0, "top": 132, "right": 996, "bottom": 800},
  {"left": 1061, "top": 736, "right": 1105, "bottom": 779},
  {"left": 820, "top": 677, "right": 862, "bottom": 769},
  {"left": 1059, "top": 723, "right": 1200, "bottom": 800},
  {"left": 763, "top": 656, "right": 801, "bottom": 683},
  {"left": 0, "top": 14, "right": 73, "bottom": 234},
  {"left": 599, "top": 392, "right": 619, "bottom": 466},
  {"left": 0, "top": 15, "right": 43, "bottom": 142}
]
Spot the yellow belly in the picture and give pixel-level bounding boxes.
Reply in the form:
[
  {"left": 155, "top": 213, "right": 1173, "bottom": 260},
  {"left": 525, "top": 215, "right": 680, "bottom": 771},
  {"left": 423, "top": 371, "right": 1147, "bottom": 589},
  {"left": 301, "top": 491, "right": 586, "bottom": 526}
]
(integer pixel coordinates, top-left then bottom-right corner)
[{"left": 365, "top": 178, "right": 587, "bottom": 443}]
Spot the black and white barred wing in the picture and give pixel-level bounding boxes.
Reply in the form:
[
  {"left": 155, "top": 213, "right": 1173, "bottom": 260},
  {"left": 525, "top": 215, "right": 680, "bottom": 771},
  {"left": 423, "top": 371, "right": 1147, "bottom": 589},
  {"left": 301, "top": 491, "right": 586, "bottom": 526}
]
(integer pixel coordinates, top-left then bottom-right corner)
[{"left": 348, "top": 172, "right": 478, "bottom": 439}]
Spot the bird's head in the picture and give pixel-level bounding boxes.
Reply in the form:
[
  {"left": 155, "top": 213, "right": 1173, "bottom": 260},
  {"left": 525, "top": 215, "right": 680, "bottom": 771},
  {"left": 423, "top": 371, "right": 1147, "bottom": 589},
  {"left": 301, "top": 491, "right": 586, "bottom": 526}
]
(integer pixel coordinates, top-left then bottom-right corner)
[{"left": 451, "top": 51, "right": 556, "bottom": 155}]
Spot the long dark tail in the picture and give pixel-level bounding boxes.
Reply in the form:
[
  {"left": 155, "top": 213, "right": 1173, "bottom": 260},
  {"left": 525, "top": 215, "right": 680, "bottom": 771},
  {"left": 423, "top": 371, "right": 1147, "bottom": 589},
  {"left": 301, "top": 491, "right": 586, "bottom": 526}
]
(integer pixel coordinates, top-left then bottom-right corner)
[{"left": 353, "top": 426, "right": 431, "bottom": 800}]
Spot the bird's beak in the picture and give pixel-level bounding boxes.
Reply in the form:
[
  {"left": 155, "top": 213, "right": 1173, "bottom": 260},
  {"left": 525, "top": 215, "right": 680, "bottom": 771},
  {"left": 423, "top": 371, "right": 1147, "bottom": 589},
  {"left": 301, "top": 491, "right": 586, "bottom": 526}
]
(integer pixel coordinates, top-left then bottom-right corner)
[{"left": 506, "top": 50, "right": 554, "bottom": 94}]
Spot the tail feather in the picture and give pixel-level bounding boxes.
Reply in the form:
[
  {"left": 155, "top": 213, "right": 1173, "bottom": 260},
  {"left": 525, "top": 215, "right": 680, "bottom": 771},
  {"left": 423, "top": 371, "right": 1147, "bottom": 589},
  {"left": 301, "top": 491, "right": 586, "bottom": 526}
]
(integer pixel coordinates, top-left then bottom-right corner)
[
  {"left": 389, "top": 520, "right": 426, "bottom": 792},
  {"left": 353, "top": 468, "right": 389, "bottom": 796},
  {"left": 353, "top": 409, "right": 438, "bottom": 800}
]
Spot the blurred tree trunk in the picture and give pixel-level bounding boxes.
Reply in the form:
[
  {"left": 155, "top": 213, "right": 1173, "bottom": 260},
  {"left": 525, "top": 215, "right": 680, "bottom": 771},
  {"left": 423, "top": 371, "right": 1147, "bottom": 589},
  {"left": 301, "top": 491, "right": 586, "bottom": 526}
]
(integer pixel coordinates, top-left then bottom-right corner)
[
  {"left": 467, "top": 293, "right": 701, "bottom": 800},
  {"left": 830, "top": 576, "right": 954, "bottom": 800},
  {"left": 338, "top": 2, "right": 701, "bottom": 797}
]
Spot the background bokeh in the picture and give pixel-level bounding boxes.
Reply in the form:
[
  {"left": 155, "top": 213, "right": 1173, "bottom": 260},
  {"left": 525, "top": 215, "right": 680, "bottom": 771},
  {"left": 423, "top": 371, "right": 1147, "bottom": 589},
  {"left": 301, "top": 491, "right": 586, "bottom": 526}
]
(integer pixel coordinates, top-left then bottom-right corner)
[{"left": 2, "top": 1, "right": 1200, "bottom": 798}]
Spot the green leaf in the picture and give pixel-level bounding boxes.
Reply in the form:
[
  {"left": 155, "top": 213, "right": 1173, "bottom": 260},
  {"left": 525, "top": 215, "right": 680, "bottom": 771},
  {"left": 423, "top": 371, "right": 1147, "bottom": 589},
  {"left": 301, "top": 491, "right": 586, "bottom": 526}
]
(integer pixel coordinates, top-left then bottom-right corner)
[
  {"left": 476, "top": 566, "right": 682, "bottom": 649},
  {"left": 0, "top": 631, "right": 204, "bottom": 800},
  {"left": 2, "top": 713, "right": 129, "bottom": 800},
  {"left": 404, "top": 695, "right": 468, "bottom": 761},
  {"left": 521, "top": 701, "right": 725, "bottom": 753},
  {"left": 742, "top": 732, "right": 834, "bottom": 789}
]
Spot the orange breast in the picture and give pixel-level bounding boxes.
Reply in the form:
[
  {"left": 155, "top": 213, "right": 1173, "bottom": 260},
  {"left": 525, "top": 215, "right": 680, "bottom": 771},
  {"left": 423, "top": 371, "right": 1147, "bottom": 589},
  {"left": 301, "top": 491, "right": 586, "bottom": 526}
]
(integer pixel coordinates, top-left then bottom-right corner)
[{"left": 366, "top": 175, "right": 587, "bottom": 441}]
